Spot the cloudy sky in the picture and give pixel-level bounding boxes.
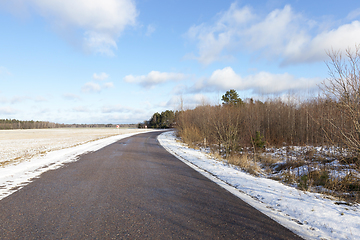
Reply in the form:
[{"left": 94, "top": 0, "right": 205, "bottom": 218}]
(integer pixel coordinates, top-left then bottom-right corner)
[{"left": 1, "top": 0, "right": 360, "bottom": 124}]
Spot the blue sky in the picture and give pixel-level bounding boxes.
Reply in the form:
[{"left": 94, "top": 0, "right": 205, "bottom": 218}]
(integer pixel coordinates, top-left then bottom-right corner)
[{"left": 0, "top": 0, "right": 360, "bottom": 124}]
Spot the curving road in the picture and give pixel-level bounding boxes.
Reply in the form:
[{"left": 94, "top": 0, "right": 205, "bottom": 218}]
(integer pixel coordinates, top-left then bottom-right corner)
[{"left": 0, "top": 131, "right": 302, "bottom": 239}]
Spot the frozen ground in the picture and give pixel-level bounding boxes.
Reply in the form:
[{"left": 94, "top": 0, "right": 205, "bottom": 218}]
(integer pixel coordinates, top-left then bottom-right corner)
[
  {"left": 0, "top": 128, "right": 154, "bottom": 200},
  {"left": 158, "top": 131, "right": 360, "bottom": 240},
  {"left": 0, "top": 128, "right": 148, "bottom": 166}
]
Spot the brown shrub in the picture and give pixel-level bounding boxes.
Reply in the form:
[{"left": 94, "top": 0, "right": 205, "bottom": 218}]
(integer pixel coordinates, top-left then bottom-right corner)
[
  {"left": 228, "top": 154, "right": 261, "bottom": 175},
  {"left": 178, "top": 125, "right": 203, "bottom": 147},
  {"left": 258, "top": 154, "right": 281, "bottom": 167}
]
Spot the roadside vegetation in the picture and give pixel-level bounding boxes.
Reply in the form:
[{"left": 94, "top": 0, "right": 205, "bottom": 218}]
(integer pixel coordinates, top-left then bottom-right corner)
[{"left": 174, "top": 46, "right": 360, "bottom": 203}]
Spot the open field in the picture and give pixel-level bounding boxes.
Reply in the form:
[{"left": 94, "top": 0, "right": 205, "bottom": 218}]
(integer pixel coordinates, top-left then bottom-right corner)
[{"left": 0, "top": 128, "right": 149, "bottom": 167}]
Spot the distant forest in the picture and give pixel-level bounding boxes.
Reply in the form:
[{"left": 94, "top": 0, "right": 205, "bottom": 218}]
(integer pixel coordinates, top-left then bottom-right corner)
[{"left": 0, "top": 119, "right": 136, "bottom": 130}]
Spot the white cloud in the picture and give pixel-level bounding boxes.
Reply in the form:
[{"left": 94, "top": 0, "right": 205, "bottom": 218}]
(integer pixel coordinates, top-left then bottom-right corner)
[
  {"left": 63, "top": 93, "right": 81, "bottom": 101},
  {"left": 93, "top": 72, "right": 109, "bottom": 81},
  {"left": 124, "top": 71, "right": 185, "bottom": 88},
  {"left": 194, "top": 67, "right": 319, "bottom": 95},
  {"left": 166, "top": 94, "right": 209, "bottom": 110},
  {"left": 244, "top": 5, "right": 305, "bottom": 57},
  {"left": 146, "top": 24, "right": 156, "bottom": 36},
  {"left": 84, "top": 31, "right": 118, "bottom": 56},
  {"left": 184, "top": 94, "right": 209, "bottom": 106},
  {"left": 35, "top": 96, "right": 47, "bottom": 102},
  {"left": 285, "top": 21, "right": 360, "bottom": 64},
  {"left": 0, "top": 95, "right": 47, "bottom": 104},
  {"left": 103, "top": 82, "right": 114, "bottom": 89},
  {"left": 81, "top": 81, "right": 114, "bottom": 93},
  {"left": 105, "top": 111, "right": 151, "bottom": 123},
  {"left": 186, "top": 3, "right": 360, "bottom": 65},
  {"left": 35, "top": 107, "right": 51, "bottom": 115},
  {"left": 10, "top": 96, "right": 31, "bottom": 104},
  {"left": 101, "top": 104, "right": 144, "bottom": 114},
  {"left": 102, "top": 105, "right": 131, "bottom": 113},
  {"left": 0, "top": 96, "right": 8, "bottom": 103},
  {"left": 347, "top": 8, "right": 360, "bottom": 20},
  {"left": 6, "top": 0, "right": 138, "bottom": 56},
  {"left": 72, "top": 106, "right": 90, "bottom": 112},
  {"left": 0, "top": 106, "right": 17, "bottom": 115},
  {"left": 186, "top": 3, "right": 254, "bottom": 65},
  {"left": 82, "top": 82, "right": 101, "bottom": 93}
]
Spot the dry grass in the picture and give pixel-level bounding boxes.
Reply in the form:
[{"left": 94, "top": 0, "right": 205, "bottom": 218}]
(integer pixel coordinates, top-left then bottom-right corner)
[
  {"left": 210, "top": 151, "right": 223, "bottom": 162},
  {"left": 258, "top": 154, "right": 281, "bottom": 167},
  {"left": 178, "top": 126, "right": 203, "bottom": 148},
  {"left": 281, "top": 171, "right": 298, "bottom": 185},
  {"left": 228, "top": 154, "right": 261, "bottom": 175}
]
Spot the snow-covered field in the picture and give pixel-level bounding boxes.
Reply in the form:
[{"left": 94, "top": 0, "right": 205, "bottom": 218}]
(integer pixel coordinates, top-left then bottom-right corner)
[
  {"left": 0, "top": 128, "right": 148, "bottom": 166},
  {"left": 0, "top": 128, "right": 154, "bottom": 200},
  {"left": 158, "top": 131, "right": 360, "bottom": 240}
]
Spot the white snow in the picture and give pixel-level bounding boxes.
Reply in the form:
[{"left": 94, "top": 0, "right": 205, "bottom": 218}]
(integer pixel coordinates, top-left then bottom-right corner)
[
  {"left": 0, "top": 128, "right": 148, "bottom": 166},
  {"left": 0, "top": 129, "right": 155, "bottom": 201},
  {"left": 158, "top": 131, "right": 360, "bottom": 240}
]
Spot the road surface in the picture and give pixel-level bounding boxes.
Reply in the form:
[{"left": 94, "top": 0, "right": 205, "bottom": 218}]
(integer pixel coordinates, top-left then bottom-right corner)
[{"left": 0, "top": 131, "right": 302, "bottom": 239}]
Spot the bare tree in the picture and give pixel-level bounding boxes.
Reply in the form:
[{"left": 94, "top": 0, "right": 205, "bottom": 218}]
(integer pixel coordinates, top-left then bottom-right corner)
[{"left": 321, "top": 45, "right": 360, "bottom": 154}]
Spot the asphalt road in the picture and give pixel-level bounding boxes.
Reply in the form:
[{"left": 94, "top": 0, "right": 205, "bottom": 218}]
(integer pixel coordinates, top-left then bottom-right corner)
[{"left": 0, "top": 131, "right": 302, "bottom": 239}]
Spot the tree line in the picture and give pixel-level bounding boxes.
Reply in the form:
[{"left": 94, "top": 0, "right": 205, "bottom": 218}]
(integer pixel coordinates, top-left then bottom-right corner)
[
  {"left": 138, "top": 110, "right": 176, "bottom": 129},
  {"left": 0, "top": 119, "right": 66, "bottom": 130},
  {"left": 175, "top": 93, "right": 337, "bottom": 153},
  {"left": 0, "top": 119, "right": 137, "bottom": 130}
]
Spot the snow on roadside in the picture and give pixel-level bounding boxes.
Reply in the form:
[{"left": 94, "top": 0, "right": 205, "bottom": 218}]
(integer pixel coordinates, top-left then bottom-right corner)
[
  {"left": 0, "top": 130, "right": 154, "bottom": 201},
  {"left": 158, "top": 131, "right": 360, "bottom": 240}
]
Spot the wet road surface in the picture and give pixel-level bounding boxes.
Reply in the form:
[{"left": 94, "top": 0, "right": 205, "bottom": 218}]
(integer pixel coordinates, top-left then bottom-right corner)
[{"left": 0, "top": 131, "right": 302, "bottom": 239}]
